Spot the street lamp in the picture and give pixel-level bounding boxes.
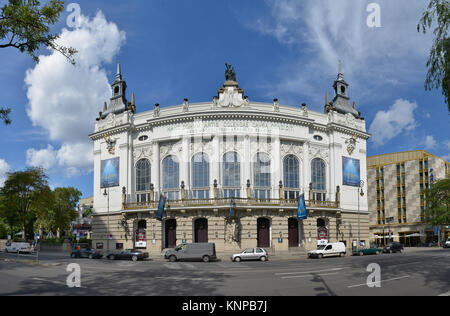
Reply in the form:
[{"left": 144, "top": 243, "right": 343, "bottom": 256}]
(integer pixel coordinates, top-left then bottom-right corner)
[
  {"left": 358, "top": 180, "right": 365, "bottom": 249},
  {"left": 103, "top": 188, "right": 110, "bottom": 254}
]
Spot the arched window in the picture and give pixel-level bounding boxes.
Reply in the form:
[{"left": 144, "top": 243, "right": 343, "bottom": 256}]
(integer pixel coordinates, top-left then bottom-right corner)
[
  {"left": 254, "top": 153, "right": 271, "bottom": 199},
  {"left": 162, "top": 155, "right": 180, "bottom": 200},
  {"left": 283, "top": 155, "right": 300, "bottom": 200},
  {"left": 222, "top": 152, "right": 240, "bottom": 198},
  {"left": 192, "top": 153, "right": 210, "bottom": 199},
  {"left": 136, "top": 159, "right": 151, "bottom": 203},
  {"left": 311, "top": 158, "right": 326, "bottom": 201}
]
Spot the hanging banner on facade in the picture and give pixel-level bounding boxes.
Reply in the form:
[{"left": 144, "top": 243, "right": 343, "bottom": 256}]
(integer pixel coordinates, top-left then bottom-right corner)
[
  {"left": 297, "top": 194, "right": 308, "bottom": 220},
  {"left": 100, "top": 157, "right": 120, "bottom": 188},
  {"left": 135, "top": 230, "right": 147, "bottom": 248},
  {"left": 342, "top": 157, "right": 360, "bottom": 187},
  {"left": 156, "top": 195, "right": 167, "bottom": 221}
]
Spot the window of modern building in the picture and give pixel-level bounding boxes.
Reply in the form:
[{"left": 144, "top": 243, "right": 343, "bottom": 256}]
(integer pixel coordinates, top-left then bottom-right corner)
[
  {"left": 136, "top": 159, "right": 151, "bottom": 202},
  {"left": 311, "top": 158, "right": 326, "bottom": 201},
  {"left": 223, "top": 152, "right": 241, "bottom": 198},
  {"left": 162, "top": 155, "right": 180, "bottom": 200},
  {"left": 254, "top": 152, "right": 271, "bottom": 199},
  {"left": 192, "top": 153, "right": 210, "bottom": 199}
]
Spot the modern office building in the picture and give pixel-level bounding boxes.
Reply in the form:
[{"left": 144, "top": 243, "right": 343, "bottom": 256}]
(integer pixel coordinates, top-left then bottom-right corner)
[
  {"left": 89, "top": 63, "right": 370, "bottom": 253},
  {"left": 367, "top": 151, "right": 450, "bottom": 246}
]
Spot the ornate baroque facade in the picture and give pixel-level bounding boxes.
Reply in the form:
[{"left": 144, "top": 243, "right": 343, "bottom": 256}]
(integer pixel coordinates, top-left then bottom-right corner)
[{"left": 90, "top": 64, "right": 370, "bottom": 253}]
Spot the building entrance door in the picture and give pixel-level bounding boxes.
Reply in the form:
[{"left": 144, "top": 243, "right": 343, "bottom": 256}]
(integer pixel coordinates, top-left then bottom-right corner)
[
  {"left": 288, "top": 218, "right": 299, "bottom": 247},
  {"left": 165, "top": 219, "right": 177, "bottom": 248},
  {"left": 257, "top": 218, "right": 270, "bottom": 248},
  {"left": 194, "top": 218, "right": 208, "bottom": 243}
]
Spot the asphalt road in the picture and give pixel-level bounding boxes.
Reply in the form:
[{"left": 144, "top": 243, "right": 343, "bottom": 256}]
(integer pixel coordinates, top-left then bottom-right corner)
[{"left": 0, "top": 248, "right": 449, "bottom": 296}]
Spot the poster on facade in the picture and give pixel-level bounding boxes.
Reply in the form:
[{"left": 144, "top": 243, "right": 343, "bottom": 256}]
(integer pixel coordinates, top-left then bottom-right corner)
[
  {"left": 135, "top": 230, "right": 146, "bottom": 248},
  {"left": 101, "top": 157, "right": 120, "bottom": 188},
  {"left": 342, "top": 157, "right": 360, "bottom": 187}
]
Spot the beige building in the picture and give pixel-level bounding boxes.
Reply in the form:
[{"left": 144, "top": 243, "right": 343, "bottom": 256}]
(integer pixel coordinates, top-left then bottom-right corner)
[
  {"left": 367, "top": 150, "right": 450, "bottom": 246},
  {"left": 90, "top": 64, "right": 371, "bottom": 254}
]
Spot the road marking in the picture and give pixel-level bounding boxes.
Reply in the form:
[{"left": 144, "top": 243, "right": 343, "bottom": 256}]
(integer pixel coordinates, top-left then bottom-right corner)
[
  {"left": 32, "top": 277, "right": 86, "bottom": 288},
  {"left": 347, "top": 275, "right": 410, "bottom": 288},
  {"left": 275, "top": 268, "right": 345, "bottom": 276},
  {"left": 438, "top": 291, "right": 450, "bottom": 296},
  {"left": 281, "top": 272, "right": 339, "bottom": 279},
  {"left": 155, "top": 276, "right": 216, "bottom": 281}
]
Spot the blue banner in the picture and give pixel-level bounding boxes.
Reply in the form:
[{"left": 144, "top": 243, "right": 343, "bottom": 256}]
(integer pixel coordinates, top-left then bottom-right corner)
[
  {"left": 297, "top": 194, "right": 307, "bottom": 220},
  {"left": 100, "top": 158, "right": 120, "bottom": 188},
  {"left": 342, "top": 157, "right": 360, "bottom": 187},
  {"left": 156, "top": 195, "right": 166, "bottom": 221},
  {"left": 229, "top": 198, "right": 233, "bottom": 219}
]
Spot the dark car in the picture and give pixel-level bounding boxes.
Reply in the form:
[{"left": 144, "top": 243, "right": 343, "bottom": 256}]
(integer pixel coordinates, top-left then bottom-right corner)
[
  {"left": 106, "top": 249, "right": 149, "bottom": 262},
  {"left": 383, "top": 242, "right": 404, "bottom": 254},
  {"left": 70, "top": 248, "right": 103, "bottom": 259}
]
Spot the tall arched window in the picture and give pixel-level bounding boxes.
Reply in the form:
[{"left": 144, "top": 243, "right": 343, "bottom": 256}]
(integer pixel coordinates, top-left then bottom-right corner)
[
  {"left": 162, "top": 155, "right": 180, "bottom": 200},
  {"left": 222, "top": 151, "right": 240, "bottom": 198},
  {"left": 136, "top": 159, "right": 151, "bottom": 203},
  {"left": 311, "top": 158, "right": 326, "bottom": 201},
  {"left": 254, "top": 153, "right": 271, "bottom": 199},
  {"left": 283, "top": 155, "right": 300, "bottom": 200},
  {"left": 192, "top": 153, "right": 210, "bottom": 199}
]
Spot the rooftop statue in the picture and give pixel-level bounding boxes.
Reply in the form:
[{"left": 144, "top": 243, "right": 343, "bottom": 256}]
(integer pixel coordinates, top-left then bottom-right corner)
[{"left": 225, "top": 63, "right": 236, "bottom": 82}]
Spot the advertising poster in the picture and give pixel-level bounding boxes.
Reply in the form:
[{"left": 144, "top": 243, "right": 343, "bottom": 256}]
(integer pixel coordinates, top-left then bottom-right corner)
[
  {"left": 342, "top": 157, "right": 360, "bottom": 187},
  {"left": 101, "top": 157, "right": 120, "bottom": 188}
]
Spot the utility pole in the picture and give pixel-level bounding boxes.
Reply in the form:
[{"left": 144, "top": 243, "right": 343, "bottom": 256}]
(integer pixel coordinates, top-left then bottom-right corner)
[
  {"left": 358, "top": 180, "right": 365, "bottom": 249},
  {"left": 103, "top": 188, "right": 110, "bottom": 254}
]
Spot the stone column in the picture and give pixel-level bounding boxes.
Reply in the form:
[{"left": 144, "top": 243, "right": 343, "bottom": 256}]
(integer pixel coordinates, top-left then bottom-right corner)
[
  {"left": 273, "top": 136, "right": 281, "bottom": 198},
  {"left": 303, "top": 141, "right": 310, "bottom": 193},
  {"left": 243, "top": 135, "right": 251, "bottom": 198},
  {"left": 181, "top": 137, "right": 190, "bottom": 193},
  {"left": 152, "top": 141, "right": 160, "bottom": 197},
  {"left": 212, "top": 136, "right": 220, "bottom": 196}
]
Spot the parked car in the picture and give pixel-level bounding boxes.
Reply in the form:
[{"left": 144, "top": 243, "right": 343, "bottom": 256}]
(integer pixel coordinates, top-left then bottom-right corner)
[
  {"left": 106, "top": 249, "right": 148, "bottom": 261},
  {"left": 383, "top": 242, "right": 404, "bottom": 254},
  {"left": 352, "top": 247, "right": 383, "bottom": 256},
  {"left": 308, "top": 242, "right": 346, "bottom": 259},
  {"left": 444, "top": 238, "right": 450, "bottom": 249},
  {"left": 231, "top": 248, "right": 268, "bottom": 262},
  {"left": 165, "top": 243, "right": 217, "bottom": 262},
  {"left": 5, "top": 242, "right": 31, "bottom": 254},
  {"left": 70, "top": 248, "right": 103, "bottom": 259}
]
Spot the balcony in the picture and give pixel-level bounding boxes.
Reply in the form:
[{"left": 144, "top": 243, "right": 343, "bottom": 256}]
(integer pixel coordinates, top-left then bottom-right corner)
[{"left": 123, "top": 197, "right": 340, "bottom": 211}]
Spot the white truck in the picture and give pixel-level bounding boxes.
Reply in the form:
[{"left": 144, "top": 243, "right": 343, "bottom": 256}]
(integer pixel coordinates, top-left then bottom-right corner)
[
  {"left": 444, "top": 238, "right": 450, "bottom": 249},
  {"left": 307, "top": 242, "right": 347, "bottom": 259},
  {"left": 5, "top": 242, "right": 31, "bottom": 254}
]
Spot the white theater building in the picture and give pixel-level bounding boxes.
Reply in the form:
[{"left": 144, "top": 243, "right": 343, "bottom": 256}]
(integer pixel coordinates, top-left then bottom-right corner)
[{"left": 90, "top": 63, "right": 370, "bottom": 253}]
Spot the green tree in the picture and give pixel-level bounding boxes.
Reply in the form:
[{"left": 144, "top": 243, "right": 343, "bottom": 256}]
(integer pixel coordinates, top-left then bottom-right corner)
[
  {"left": 0, "top": 167, "right": 50, "bottom": 240},
  {"left": 424, "top": 178, "right": 450, "bottom": 226},
  {"left": 37, "top": 187, "right": 81, "bottom": 236},
  {"left": 0, "top": 0, "right": 78, "bottom": 125},
  {"left": 418, "top": 0, "right": 450, "bottom": 113}
]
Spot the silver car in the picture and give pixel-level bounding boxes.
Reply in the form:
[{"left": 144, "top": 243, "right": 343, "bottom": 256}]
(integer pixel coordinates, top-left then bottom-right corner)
[{"left": 231, "top": 248, "right": 268, "bottom": 262}]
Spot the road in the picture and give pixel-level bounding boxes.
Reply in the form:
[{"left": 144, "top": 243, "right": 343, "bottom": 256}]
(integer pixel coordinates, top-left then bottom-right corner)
[{"left": 0, "top": 248, "right": 449, "bottom": 296}]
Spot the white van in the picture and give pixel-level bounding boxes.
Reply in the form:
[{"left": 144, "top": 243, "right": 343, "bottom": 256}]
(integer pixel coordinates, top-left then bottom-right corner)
[
  {"left": 308, "top": 242, "right": 346, "bottom": 259},
  {"left": 5, "top": 242, "right": 31, "bottom": 254}
]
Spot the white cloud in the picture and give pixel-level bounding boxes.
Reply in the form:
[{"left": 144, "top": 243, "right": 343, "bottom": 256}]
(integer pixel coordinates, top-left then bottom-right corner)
[
  {"left": 423, "top": 135, "right": 437, "bottom": 151},
  {"left": 369, "top": 99, "right": 418, "bottom": 146},
  {"left": 0, "top": 159, "right": 11, "bottom": 187},
  {"left": 24, "top": 11, "right": 125, "bottom": 177},
  {"left": 26, "top": 145, "right": 58, "bottom": 170},
  {"left": 249, "top": 0, "right": 432, "bottom": 107}
]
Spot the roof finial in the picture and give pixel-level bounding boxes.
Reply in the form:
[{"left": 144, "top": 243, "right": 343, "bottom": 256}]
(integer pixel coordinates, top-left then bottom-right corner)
[
  {"left": 325, "top": 91, "right": 330, "bottom": 105},
  {"left": 131, "top": 92, "right": 135, "bottom": 106},
  {"left": 115, "top": 62, "right": 122, "bottom": 81},
  {"left": 338, "top": 60, "right": 342, "bottom": 74}
]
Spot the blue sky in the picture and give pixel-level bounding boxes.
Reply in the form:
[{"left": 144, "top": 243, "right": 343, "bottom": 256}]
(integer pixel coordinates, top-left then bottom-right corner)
[{"left": 0, "top": 0, "right": 449, "bottom": 198}]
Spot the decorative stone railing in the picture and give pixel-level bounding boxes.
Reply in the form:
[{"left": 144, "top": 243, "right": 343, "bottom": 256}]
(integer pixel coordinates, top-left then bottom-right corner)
[{"left": 123, "top": 198, "right": 339, "bottom": 211}]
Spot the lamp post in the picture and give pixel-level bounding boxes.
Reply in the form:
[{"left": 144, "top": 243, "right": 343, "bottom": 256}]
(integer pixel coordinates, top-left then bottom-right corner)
[
  {"left": 103, "top": 188, "right": 110, "bottom": 254},
  {"left": 358, "top": 180, "right": 365, "bottom": 249}
]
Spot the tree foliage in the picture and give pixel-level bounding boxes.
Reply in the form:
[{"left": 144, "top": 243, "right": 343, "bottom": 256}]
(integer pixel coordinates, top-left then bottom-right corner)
[
  {"left": 424, "top": 178, "right": 450, "bottom": 226},
  {"left": 418, "top": 0, "right": 450, "bottom": 113},
  {"left": 0, "top": 167, "right": 50, "bottom": 240}
]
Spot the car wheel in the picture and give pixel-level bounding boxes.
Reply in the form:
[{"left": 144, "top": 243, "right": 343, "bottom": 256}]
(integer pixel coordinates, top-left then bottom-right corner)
[
  {"left": 376, "top": 251, "right": 380, "bottom": 255},
  {"left": 169, "top": 255, "right": 177, "bottom": 262},
  {"left": 71, "top": 253, "right": 76, "bottom": 258},
  {"left": 340, "top": 252, "right": 345, "bottom": 257},
  {"left": 202, "top": 255, "right": 210, "bottom": 263},
  {"left": 108, "top": 255, "right": 115, "bottom": 260},
  {"left": 318, "top": 254, "right": 323, "bottom": 259},
  {"left": 88, "top": 254, "right": 93, "bottom": 259},
  {"left": 389, "top": 249, "right": 393, "bottom": 254},
  {"left": 260, "top": 256, "right": 267, "bottom": 262},
  {"left": 359, "top": 252, "right": 364, "bottom": 256},
  {"left": 132, "top": 255, "right": 138, "bottom": 262},
  {"left": 234, "top": 257, "right": 241, "bottom": 262}
]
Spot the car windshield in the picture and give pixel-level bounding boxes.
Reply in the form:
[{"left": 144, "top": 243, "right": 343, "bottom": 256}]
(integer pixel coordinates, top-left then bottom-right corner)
[{"left": 317, "top": 245, "right": 326, "bottom": 250}]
